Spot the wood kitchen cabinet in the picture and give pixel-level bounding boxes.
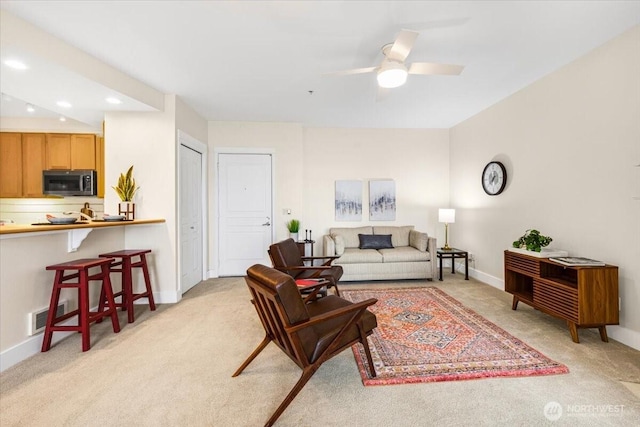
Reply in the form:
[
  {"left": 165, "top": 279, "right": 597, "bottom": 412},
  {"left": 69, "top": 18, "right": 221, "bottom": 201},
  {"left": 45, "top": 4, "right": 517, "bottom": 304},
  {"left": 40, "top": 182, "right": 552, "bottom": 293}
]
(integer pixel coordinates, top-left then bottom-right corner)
[
  {"left": 45, "top": 133, "right": 96, "bottom": 170},
  {"left": 21, "top": 133, "right": 46, "bottom": 197},
  {"left": 1, "top": 132, "right": 103, "bottom": 198},
  {"left": 0, "top": 133, "right": 23, "bottom": 197},
  {"left": 96, "top": 136, "right": 105, "bottom": 197}
]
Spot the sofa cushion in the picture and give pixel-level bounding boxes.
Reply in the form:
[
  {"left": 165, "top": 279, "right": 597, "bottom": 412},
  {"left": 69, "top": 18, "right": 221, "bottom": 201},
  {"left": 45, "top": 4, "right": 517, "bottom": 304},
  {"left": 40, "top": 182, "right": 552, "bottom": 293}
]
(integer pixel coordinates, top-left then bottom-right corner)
[
  {"left": 333, "top": 234, "right": 345, "bottom": 255},
  {"left": 335, "top": 248, "right": 383, "bottom": 264},
  {"left": 373, "top": 226, "right": 414, "bottom": 247},
  {"left": 359, "top": 234, "right": 393, "bottom": 250},
  {"left": 379, "top": 246, "right": 431, "bottom": 262},
  {"left": 330, "top": 226, "right": 372, "bottom": 248},
  {"left": 409, "top": 230, "right": 429, "bottom": 252}
]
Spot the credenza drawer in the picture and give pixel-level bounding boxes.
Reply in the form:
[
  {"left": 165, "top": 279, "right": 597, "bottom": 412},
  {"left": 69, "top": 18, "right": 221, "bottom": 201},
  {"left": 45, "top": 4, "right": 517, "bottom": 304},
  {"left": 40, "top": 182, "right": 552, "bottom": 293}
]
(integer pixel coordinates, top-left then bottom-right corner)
[
  {"left": 533, "top": 279, "right": 578, "bottom": 322},
  {"left": 505, "top": 251, "right": 540, "bottom": 276}
]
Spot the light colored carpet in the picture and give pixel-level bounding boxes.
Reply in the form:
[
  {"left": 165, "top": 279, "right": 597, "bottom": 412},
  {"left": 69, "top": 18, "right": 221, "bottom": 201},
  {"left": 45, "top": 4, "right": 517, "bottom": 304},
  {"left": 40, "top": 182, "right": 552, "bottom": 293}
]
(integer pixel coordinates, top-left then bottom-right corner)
[{"left": 1, "top": 272, "right": 639, "bottom": 426}]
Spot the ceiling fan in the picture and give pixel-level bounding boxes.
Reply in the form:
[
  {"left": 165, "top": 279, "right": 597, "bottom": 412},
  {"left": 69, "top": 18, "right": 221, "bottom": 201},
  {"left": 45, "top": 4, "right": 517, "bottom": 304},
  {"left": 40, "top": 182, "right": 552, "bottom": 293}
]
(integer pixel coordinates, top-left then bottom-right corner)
[{"left": 329, "top": 29, "right": 464, "bottom": 90}]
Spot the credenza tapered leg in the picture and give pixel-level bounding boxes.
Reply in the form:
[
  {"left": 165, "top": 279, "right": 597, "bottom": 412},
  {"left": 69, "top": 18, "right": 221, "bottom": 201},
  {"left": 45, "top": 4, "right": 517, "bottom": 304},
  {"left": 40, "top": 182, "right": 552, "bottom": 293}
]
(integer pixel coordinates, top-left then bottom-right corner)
[
  {"left": 568, "top": 321, "right": 580, "bottom": 343},
  {"left": 511, "top": 296, "right": 519, "bottom": 310},
  {"left": 598, "top": 326, "right": 609, "bottom": 342}
]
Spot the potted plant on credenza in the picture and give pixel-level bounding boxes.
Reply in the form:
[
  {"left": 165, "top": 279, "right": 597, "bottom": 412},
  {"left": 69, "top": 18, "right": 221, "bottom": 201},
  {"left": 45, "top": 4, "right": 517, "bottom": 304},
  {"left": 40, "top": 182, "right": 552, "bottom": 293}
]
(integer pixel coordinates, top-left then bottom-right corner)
[
  {"left": 113, "top": 165, "right": 139, "bottom": 220},
  {"left": 508, "top": 229, "right": 567, "bottom": 258}
]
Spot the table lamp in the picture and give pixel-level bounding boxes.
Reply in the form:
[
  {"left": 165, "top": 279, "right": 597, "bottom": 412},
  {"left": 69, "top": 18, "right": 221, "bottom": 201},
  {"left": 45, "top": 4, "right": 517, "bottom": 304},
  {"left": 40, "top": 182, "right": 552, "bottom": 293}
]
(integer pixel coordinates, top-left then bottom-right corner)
[{"left": 438, "top": 208, "right": 455, "bottom": 250}]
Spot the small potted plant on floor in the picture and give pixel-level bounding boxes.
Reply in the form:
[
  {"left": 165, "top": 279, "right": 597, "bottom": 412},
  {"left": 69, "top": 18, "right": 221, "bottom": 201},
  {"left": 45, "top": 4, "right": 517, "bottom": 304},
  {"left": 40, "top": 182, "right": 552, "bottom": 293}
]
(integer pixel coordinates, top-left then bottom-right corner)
[
  {"left": 286, "top": 219, "right": 300, "bottom": 241},
  {"left": 113, "top": 165, "right": 139, "bottom": 220}
]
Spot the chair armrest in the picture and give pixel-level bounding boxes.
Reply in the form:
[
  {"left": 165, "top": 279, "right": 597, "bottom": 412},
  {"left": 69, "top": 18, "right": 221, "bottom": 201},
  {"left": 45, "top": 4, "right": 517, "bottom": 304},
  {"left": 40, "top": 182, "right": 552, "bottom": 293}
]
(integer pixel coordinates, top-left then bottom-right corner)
[
  {"left": 287, "top": 298, "right": 378, "bottom": 332},
  {"left": 285, "top": 266, "right": 332, "bottom": 271},
  {"left": 301, "top": 255, "right": 340, "bottom": 266},
  {"left": 296, "top": 280, "right": 331, "bottom": 303}
]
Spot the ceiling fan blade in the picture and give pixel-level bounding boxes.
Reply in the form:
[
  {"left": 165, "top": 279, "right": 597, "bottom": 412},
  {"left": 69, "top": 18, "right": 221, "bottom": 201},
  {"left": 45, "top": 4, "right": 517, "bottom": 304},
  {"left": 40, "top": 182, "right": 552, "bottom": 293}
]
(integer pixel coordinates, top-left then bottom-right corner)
[
  {"left": 387, "top": 29, "right": 419, "bottom": 62},
  {"left": 325, "top": 66, "right": 377, "bottom": 76},
  {"left": 408, "top": 62, "right": 465, "bottom": 75}
]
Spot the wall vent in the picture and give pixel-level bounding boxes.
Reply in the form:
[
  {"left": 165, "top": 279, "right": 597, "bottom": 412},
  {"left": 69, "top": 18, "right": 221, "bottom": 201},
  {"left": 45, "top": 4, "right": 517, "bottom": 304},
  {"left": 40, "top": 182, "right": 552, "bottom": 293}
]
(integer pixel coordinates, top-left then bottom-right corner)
[{"left": 29, "top": 300, "right": 67, "bottom": 336}]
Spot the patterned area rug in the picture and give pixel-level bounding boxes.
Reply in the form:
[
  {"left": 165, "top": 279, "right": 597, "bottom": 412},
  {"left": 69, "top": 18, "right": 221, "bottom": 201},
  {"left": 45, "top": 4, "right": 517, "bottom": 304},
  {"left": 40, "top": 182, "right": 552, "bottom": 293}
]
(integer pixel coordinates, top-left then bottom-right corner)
[{"left": 341, "top": 287, "right": 569, "bottom": 386}]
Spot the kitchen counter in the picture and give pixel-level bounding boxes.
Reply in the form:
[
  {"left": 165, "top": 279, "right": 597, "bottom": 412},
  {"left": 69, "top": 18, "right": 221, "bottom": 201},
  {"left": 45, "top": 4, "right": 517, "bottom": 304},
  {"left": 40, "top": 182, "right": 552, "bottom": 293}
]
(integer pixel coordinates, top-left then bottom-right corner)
[{"left": 0, "top": 218, "right": 165, "bottom": 235}]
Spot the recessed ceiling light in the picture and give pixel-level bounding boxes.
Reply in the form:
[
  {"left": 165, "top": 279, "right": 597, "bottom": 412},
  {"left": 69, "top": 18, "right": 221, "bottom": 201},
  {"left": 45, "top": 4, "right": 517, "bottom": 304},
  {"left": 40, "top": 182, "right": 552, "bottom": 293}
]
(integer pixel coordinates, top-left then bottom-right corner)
[
  {"left": 56, "top": 101, "right": 72, "bottom": 108},
  {"left": 105, "top": 97, "right": 122, "bottom": 105},
  {"left": 4, "top": 59, "right": 28, "bottom": 70},
  {"left": 59, "top": 116, "right": 66, "bottom": 122},
  {"left": 26, "top": 103, "right": 35, "bottom": 113}
]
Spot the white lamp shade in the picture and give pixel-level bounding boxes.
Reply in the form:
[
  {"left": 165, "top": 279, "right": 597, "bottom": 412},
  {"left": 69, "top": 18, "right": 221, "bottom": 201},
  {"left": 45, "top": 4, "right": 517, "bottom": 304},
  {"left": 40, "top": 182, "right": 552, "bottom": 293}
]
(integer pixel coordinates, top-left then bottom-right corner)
[{"left": 438, "top": 208, "right": 455, "bottom": 224}]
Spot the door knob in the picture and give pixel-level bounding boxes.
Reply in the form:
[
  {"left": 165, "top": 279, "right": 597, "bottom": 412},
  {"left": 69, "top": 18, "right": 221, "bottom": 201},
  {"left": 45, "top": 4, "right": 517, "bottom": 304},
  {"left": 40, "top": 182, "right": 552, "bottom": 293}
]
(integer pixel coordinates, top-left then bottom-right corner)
[{"left": 262, "top": 216, "right": 271, "bottom": 226}]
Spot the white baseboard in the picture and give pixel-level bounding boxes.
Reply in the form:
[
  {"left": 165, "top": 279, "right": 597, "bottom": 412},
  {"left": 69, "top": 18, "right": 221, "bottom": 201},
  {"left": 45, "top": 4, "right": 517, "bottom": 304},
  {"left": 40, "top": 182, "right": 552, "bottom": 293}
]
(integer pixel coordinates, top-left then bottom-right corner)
[
  {"left": 151, "top": 291, "right": 180, "bottom": 304},
  {"left": 1, "top": 318, "right": 77, "bottom": 372},
  {"left": 453, "top": 261, "right": 503, "bottom": 289},
  {"left": 608, "top": 326, "right": 640, "bottom": 351}
]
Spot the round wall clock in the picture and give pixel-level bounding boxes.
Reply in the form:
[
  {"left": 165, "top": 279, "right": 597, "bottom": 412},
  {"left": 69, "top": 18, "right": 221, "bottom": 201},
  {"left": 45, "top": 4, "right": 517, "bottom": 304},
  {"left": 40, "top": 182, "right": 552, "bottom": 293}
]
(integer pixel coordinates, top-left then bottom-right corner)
[{"left": 482, "top": 161, "right": 507, "bottom": 195}]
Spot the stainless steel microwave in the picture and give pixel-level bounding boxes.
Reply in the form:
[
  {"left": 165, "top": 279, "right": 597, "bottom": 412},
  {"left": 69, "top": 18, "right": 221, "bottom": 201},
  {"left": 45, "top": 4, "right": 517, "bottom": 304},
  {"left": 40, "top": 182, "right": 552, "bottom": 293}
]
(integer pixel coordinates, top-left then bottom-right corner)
[{"left": 42, "top": 170, "right": 97, "bottom": 196}]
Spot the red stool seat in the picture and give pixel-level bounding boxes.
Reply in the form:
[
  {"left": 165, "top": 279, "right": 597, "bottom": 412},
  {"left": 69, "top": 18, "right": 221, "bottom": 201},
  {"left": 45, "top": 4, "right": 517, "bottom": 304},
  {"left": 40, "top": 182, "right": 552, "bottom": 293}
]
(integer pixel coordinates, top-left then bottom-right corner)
[
  {"left": 99, "top": 249, "right": 156, "bottom": 323},
  {"left": 42, "top": 258, "right": 121, "bottom": 352}
]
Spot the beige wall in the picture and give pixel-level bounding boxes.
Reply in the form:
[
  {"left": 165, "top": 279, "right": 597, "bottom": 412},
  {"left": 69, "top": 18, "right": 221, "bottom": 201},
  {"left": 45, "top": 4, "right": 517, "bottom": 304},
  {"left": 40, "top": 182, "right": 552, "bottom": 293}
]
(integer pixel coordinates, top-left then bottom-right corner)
[
  {"left": 207, "top": 123, "right": 451, "bottom": 274},
  {"left": 450, "top": 25, "right": 640, "bottom": 348},
  {"left": 176, "top": 96, "right": 208, "bottom": 144},
  {"left": 302, "top": 127, "right": 450, "bottom": 253},
  {"left": 104, "top": 95, "right": 179, "bottom": 303},
  {"left": 208, "top": 121, "right": 305, "bottom": 276},
  {"left": 105, "top": 94, "right": 208, "bottom": 302}
]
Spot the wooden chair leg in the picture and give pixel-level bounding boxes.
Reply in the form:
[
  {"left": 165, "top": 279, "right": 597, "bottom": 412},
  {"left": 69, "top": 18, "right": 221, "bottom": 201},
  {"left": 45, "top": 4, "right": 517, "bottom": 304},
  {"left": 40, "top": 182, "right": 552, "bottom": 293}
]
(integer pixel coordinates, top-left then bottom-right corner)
[
  {"left": 329, "top": 280, "right": 341, "bottom": 296},
  {"left": 358, "top": 324, "right": 376, "bottom": 378},
  {"left": 232, "top": 335, "right": 271, "bottom": 377},
  {"left": 41, "top": 271, "right": 64, "bottom": 352},
  {"left": 265, "top": 366, "right": 317, "bottom": 427}
]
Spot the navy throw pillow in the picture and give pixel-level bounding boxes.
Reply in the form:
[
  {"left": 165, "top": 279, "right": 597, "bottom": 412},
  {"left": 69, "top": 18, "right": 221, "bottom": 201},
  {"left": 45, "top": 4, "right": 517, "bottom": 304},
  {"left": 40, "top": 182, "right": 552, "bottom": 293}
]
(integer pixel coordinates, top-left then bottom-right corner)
[{"left": 358, "top": 234, "right": 394, "bottom": 250}]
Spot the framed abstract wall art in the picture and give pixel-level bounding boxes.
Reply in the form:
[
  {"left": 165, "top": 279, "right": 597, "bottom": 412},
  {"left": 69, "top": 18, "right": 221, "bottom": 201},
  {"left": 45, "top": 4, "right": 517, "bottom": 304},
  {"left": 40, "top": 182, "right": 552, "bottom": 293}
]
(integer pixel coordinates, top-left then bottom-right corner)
[
  {"left": 335, "top": 180, "right": 362, "bottom": 221},
  {"left": 369, "top": 179, "right": 396, "bottom": 221}
]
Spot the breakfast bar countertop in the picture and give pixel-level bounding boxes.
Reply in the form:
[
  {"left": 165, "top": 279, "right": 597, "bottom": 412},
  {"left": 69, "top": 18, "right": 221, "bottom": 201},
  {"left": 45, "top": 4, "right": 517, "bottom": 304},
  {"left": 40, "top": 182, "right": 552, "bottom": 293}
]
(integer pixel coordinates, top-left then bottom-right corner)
[{"left": 0, "top": 219, "right": 166, "bottom": 235}]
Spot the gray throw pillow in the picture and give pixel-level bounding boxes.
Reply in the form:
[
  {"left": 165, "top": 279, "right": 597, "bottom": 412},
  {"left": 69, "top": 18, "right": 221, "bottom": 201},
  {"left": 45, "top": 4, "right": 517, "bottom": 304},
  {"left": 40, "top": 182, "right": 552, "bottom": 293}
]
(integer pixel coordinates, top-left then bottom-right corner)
[{"left": 358, "top": 234, "right": 394, "bottom": 250}]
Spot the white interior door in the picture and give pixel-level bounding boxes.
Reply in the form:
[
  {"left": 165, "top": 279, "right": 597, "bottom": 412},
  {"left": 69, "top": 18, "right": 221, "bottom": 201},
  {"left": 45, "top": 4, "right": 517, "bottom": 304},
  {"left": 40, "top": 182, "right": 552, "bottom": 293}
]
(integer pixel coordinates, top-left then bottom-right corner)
[
  {"left": 179, "top": 143, "right": 203, "bottom": 294},
  {"left": 218, "top": 153, "right": 273, "bottom": 276}
]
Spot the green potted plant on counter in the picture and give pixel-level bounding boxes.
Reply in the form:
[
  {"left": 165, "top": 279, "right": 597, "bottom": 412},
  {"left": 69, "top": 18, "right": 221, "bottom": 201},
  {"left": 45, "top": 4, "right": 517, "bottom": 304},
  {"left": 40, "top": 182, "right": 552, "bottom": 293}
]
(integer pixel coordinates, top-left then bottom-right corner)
[
  {"left": 286, "top": 219, "right": 300, "bottom": 241},
  {"left": 113, "top": 165, "right": 139, "bottom": 220}
]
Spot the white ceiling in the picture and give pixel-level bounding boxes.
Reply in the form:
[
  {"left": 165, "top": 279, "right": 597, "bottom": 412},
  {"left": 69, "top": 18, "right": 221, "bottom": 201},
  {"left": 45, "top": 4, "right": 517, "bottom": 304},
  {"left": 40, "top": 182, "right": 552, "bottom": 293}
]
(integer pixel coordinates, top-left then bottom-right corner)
[{"left": 1, "top": 1, "right": 639, "bottom": 129}]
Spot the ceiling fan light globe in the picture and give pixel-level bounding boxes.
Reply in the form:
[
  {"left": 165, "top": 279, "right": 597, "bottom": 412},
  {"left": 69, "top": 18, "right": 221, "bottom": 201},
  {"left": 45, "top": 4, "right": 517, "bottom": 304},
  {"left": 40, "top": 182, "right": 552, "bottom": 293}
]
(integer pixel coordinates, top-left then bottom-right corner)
[{"left": 377, "top": 68, "right": 408, "bottom": 88}]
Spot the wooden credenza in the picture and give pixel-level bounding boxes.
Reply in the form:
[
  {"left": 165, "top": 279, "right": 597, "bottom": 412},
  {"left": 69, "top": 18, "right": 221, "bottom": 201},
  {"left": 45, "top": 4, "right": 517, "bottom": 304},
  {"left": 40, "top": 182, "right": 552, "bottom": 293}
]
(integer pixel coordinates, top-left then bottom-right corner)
[{"left": 504, "top": 250, "right": 618, "bottom": 343}]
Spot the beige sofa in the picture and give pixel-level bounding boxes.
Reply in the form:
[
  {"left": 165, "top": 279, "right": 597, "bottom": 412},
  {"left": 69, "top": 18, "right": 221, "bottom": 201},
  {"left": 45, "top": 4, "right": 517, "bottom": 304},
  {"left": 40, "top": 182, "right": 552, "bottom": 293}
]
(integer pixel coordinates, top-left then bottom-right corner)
[{"left": 322, "top": 225, "right": 437, "bottom": 281}]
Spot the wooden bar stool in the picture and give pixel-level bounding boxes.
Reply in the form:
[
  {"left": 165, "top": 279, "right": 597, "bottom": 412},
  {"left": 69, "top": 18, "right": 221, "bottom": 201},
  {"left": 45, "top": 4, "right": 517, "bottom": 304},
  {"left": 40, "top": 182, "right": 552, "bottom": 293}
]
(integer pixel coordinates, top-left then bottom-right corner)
[
  {"left": 98, "top": 249, "right": 156, "bottom": 323},
  {"left": 42, "top": 258, "right": 121, "bottom": 352}
]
